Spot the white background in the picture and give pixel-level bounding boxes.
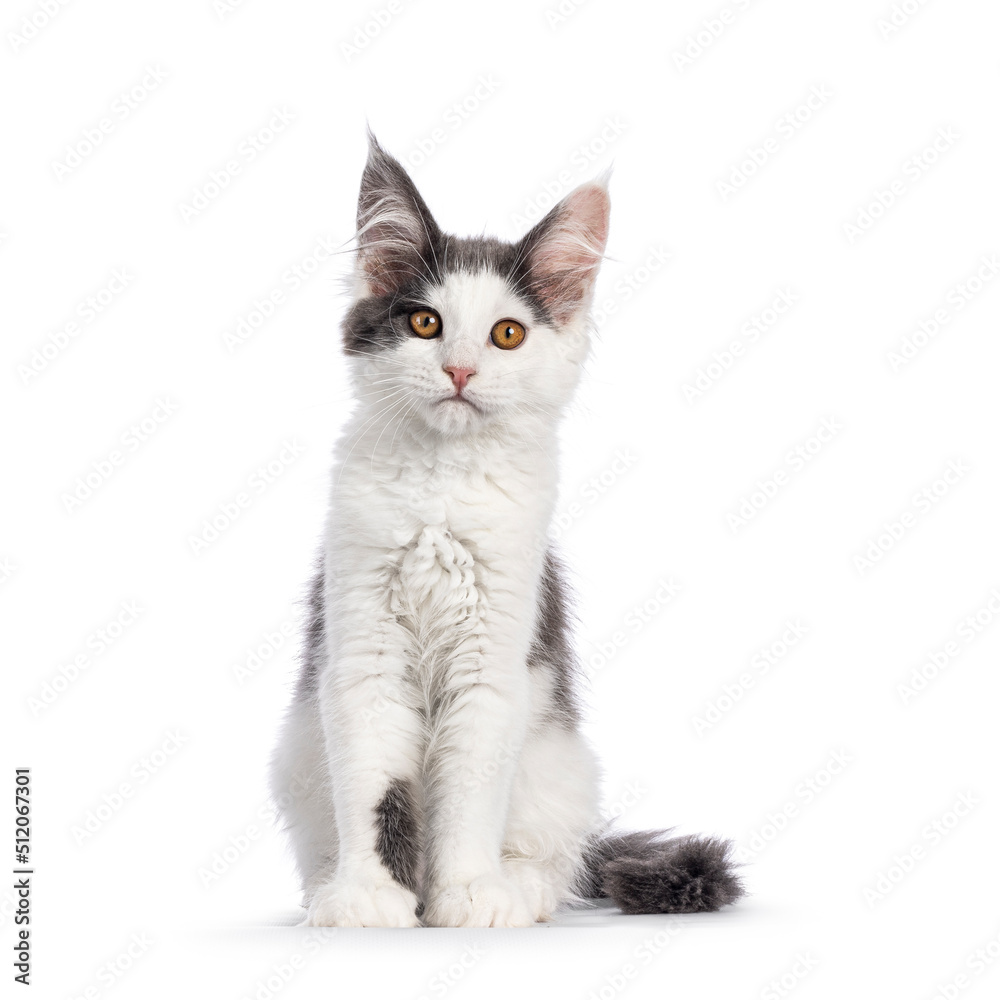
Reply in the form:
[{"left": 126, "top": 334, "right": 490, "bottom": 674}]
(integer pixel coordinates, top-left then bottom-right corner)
[{"left": 4, "top": 0, "right": 1000, "bottom": 997}]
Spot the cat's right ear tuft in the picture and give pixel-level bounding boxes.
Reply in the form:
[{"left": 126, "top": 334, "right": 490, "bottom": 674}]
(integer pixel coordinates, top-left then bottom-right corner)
[{"left": 355, "top": 131, "right": 441, "bottom": 297}]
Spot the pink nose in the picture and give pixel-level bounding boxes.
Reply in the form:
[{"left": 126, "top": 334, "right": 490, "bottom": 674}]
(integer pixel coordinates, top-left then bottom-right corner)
[{"left": 444, "top": 366, "right": 476, "bottom": 392}]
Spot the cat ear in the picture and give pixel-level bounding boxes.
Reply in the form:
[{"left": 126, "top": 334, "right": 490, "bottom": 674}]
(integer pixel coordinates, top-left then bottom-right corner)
[
  {"left": 519, "top": 181, "right": 610, "bottom": 324},
  {"left": 356, "top": 131, "right": 441, "bottom": 296}
]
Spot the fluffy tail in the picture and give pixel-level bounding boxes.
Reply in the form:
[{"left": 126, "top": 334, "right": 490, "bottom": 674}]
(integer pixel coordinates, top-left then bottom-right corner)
[{"left": 578, "top": 830, "right": 745, "bottom": 914}]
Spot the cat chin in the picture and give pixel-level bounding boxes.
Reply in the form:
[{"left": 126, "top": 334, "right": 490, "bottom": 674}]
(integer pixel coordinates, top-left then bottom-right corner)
[{"left": 421, "top": 397, "right": 488, "bottom": 436}]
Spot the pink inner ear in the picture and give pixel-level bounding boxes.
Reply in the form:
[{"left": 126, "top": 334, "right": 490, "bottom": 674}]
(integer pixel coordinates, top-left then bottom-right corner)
[{"left": 530, "top": 184, "right": 610, "bottom": 324}]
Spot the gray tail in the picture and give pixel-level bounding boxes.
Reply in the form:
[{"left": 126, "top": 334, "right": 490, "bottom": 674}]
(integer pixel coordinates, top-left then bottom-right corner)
[{"left": 578, "top": 830, "right": 745, "bottom": 914}]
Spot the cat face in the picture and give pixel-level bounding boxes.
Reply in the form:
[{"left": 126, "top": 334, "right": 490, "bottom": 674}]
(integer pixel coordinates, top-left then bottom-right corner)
[{"left": 342, "top": 134, "right": 610, "bottom": 438}]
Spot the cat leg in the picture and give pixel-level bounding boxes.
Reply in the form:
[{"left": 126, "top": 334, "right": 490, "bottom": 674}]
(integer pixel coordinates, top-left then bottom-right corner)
[
  {"left": 269, "top": 691, "right": 338, "bottom": 905},
  {"left": 501, "top": 719, "right": 602, "bottom": 921},
  {"left": 306, "top": 612, "right": 425, "bottom": 927},
  {"left": 420, "top": 626, "right": 536, "bottom": 928}
]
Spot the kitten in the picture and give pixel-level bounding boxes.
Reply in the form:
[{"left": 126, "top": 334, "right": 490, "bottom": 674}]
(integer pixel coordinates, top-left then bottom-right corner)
[{"left": 269, "top": 133, "right": 744, "bottom": 927}]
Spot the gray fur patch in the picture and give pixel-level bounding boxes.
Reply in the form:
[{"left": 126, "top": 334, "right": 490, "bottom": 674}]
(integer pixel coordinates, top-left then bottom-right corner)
[
  {"left": 526, "top": 550, "right": 582, "bottom": 727},
  {"left": 374, "top": 778, "right": 420, "bottom": 892},
  {"left": 294, "top": 553, "right": 327, "bottom": 700}
]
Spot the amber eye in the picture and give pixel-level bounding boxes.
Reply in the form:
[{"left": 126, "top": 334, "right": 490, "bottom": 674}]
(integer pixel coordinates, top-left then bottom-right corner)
[
  {"left": 409, "top": 310, "right": 441, "bottom": 338},
  {"left": 490, "top": 319, "right": 525, "bottom": 350}
]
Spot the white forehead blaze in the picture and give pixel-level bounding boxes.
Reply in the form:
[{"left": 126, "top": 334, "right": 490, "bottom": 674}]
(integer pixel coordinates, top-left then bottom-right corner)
[{"left": 425, "top": 271, "right": 532, "bottom": 368}]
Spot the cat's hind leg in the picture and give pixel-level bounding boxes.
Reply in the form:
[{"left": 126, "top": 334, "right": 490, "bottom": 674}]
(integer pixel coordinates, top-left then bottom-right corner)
[
  {"left": 501, "top": 721, "right": 602, "bottom": 922},
  {"left": 269, "top": 691, "right": 339, "bottom": 908}
]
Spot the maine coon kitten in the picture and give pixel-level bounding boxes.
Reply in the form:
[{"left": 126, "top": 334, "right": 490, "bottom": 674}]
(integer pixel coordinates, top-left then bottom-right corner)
[{"left": 269, "top": 134, "right": 744, "bottom": 927}]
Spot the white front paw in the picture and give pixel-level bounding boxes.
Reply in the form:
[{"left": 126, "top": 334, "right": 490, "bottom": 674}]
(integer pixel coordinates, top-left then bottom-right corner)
[
  {"left": 502, "top": 861, "right": 562, "bottom": 922},
  {"left": 306, "top": 878, "right": 419, "bottom": 927},
  {"left": 423, "top": 872, "right": 535, "bottom": 927}
]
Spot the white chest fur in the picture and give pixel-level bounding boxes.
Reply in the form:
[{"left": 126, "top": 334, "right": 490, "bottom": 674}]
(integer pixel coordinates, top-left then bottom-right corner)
[{"left": 324, "top": 416, "right": 557, "bottom": 667}]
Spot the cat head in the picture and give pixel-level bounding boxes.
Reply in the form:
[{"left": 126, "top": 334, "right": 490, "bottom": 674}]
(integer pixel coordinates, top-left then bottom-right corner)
[{"left": 342, "top": 133, "right": 610, "bottom": 439}]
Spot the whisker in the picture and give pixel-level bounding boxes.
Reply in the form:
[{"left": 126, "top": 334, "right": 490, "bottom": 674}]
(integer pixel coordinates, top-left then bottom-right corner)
[
  {"left": 388, "top": 393, "right": 421, "bottom": 457},
  {"left": 368, "top": 393, "right": 414, "bottom": 477},
  {"left": 335, "top": 393, "right": 415, "bottom": 484}
]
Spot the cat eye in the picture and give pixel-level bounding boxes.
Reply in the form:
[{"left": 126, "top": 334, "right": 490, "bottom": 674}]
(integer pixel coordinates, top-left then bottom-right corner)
[
  {"left": 409, "top": 309, "right": 441, "bottom": 338},
  {"left": 490, "top": 319, "right": 525, "bottom": 350}
]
